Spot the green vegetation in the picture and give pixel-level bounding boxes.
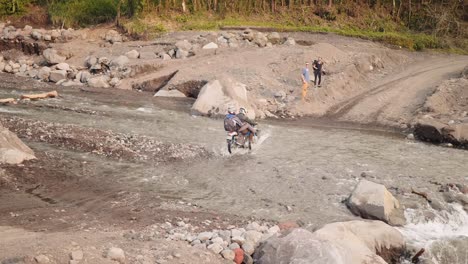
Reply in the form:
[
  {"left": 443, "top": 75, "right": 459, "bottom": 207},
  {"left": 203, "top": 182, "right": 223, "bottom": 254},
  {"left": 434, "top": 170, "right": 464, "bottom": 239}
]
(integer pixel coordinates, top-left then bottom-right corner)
[{"left": 0, "top": 0, "right": 466, "bottom": 53}]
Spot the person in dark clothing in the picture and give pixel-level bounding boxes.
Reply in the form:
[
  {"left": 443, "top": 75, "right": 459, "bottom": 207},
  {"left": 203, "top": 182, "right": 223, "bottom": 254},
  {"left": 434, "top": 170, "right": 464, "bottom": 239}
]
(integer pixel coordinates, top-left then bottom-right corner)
[
  {"left": 237, "top": 107, "right": 257, "bottom": 126},
  {"left": 312, "top": 57, "right": 324, "bottom": 87}
]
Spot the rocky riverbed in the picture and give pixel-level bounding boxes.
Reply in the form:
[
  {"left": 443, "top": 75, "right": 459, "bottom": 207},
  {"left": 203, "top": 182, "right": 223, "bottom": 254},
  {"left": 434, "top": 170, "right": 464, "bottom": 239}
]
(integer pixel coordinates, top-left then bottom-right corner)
[{"left": 0, "top": 21, "right": 467, "bottom": 264}]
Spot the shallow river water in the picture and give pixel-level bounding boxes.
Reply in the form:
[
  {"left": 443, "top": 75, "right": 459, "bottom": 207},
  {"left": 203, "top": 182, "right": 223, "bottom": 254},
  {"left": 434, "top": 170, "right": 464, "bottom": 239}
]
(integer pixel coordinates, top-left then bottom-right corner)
[{"left": 1, "top": 88, "right": 467, "bottom": 263}]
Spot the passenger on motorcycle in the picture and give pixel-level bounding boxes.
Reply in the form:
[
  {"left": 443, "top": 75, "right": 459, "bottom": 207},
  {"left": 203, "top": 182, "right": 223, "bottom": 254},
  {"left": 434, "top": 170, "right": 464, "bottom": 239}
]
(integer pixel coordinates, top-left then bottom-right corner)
[
  {"left": 224, "top": 106, "right": 256, "bottom": 135},
  {"left": 237, "top": 107, "right": 257, "bottom": 127}
]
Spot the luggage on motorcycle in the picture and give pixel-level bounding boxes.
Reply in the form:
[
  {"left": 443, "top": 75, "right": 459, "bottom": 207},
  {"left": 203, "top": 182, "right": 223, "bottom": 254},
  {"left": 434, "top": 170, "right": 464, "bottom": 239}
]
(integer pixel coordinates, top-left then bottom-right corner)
[{"left": 224, "top": 115, "right": 240, "bottom": 132}]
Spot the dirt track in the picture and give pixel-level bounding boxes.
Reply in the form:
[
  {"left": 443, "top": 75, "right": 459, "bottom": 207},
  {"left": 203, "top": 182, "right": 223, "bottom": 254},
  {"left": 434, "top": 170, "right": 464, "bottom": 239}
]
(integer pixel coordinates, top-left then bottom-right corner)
[{"left": 326, "top": 56, "right": 467, "bottom": 127}]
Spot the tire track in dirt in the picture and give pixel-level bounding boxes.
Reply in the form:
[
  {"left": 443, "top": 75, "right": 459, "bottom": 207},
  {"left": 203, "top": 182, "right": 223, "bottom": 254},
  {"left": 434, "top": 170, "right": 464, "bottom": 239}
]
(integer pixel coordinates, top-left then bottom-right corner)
[{"left": 325, "top": 61, "right": 459, "bottom": 120}]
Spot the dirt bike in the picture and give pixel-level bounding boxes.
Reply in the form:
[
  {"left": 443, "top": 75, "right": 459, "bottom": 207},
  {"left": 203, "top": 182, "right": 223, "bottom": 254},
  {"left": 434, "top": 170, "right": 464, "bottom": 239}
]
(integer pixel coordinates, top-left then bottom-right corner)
[{"left": 226, "top": 128, "right": 259, "bottom": 154}]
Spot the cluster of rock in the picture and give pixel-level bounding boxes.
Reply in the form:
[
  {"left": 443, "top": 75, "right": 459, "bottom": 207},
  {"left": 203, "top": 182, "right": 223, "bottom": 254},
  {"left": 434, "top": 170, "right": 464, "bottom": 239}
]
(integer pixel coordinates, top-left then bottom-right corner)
[
  {"left": 255, "top": 220, "right": 405, "bottom": 264},
  {"left": 1, "top": 23, "right": 76, "bottom": 43},
  {"left": 162, "top": 220, "right": 280, "bottom": 262}
]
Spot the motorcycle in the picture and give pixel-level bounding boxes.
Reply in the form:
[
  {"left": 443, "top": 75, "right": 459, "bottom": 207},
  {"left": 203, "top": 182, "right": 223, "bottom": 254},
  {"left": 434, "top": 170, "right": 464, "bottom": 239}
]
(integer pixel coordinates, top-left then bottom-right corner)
[{"left": 226, "top": 128, "right": 259, "bottom": 154}]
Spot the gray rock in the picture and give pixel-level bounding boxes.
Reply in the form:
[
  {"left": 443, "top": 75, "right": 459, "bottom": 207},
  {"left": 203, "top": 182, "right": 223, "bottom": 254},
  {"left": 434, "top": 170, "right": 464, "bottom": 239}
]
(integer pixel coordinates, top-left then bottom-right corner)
[
  {"left": 167, "top": 49, "right": 175, "bottom": 58},
  {"left": 244, "top": 230, "right": 263, "bottom": 245},
  {"left": 105, "top": 30, "right": 122, "bottom": 44},
  {"left": 211, "top": 237, "right": 224, "bottom": 244},
  {"left": 161, "top": 53, "right": 171, "bottom": 60},
  {"left": 0, "top": 122, "right": 36, "bottom": 164},
  {"left": 19, "top": 64, "right": 27, "bottom": 73},
  {"left": 85, "top": 56, "right": 97, "bottom": 68},
  {"left": 197, "top": 231, "right": 214, "bottom": 241},
  {"left": 38, "top": 67, "right": 51, "bottom": 80},
  {"left": 125, "top": 50, "right": 140, "bottom": 59},
  {"left": 202, "top": 42, "right": 218, "bottom": 49},
  {"left": 110, "top": 55, "right": 129, "bottom": 68},
  {"left": 219, "top": 230, "right": 231, "bottom": 243},
  {"left": 44, "top": 34, "right": 52, "bottom": 41},
  {"left": 407, "top": 133, "right": 415, "bottom": 140},
  {"left": 79, "top": 71, "right": 91, "bottom": 83},
  {"left": 242, "top": 241, "right": 255, "bottom": 255},
  {"left": 4, "top": 64, "right": 13, "bottom": 73},
  {"left": 153, "top": 89, "right": 187, "bottom": 97},
  {"left": 107, "top": 247, "right": 125, "bottom": 263},
  {"left": 0, "top": 62, "right": 4, "bottom": 72},
  {"left": 34, "top": 255, "right": 50, "bottom": 264},
  {"left": 109, "top": 77, "right": 121, "bottom": 87},
  {"left": 51, "top": 30, "right": 60, "bottom": 40},
  {"left": 56, "top": 63, "right": 70, "bottom": 71},
  {"left": 207, "top": 243, "right": 223, "bottom": 254},
  {"left": 267, "top": 32, "right": 281, "bottom": 44},
  {"left": 231, "top": 236, "right": 245, "bottom": 245},
  {"left": 70, "top": 250, "right": 83, "bottom": 260},
  {"left": 347, "top": 179, "right": 406, "bottom": 226},
  {"left": 139, "top": 51, "right": 158, "bottom": 60},
  {"left": 231, "top": 228, "right": 244, "bottom": 238},
  {"left": 221, "top": 249, "right": 235, "bottom": 261},
  {"left": 31, "top": 30, "right": 42, "bottom": 40},
  {"left": 242, "top": 30, "right": 255, "bottom": 41},
  {"left": 49, "top": 70, "right": 67, "bottom": 83},
  {"left": 284, "top": 37, "right": 296, "bottom": 46},
  {"left": 27, "top": 69, "right": 38, "bottom": 78},
  {"left": 175, "top": 40, "right": 192, "bottom": 51},
  {"left": 87, "top": 75, "right": 110, "bottom": 88},
  {"left": 253, "top": 32, "right": 268, "bottom": 47},
  {"left": 23, "top": 25, "right": 33, "bottom": 31},
  {"left": 229, "top": 243, "right": 240, "bottom": 250},
  {"left": 43, "top": 49, "right": 66, "bottom": 65},
  {"left": 175, "top": 48, "right": 189, "bottom": 59}
]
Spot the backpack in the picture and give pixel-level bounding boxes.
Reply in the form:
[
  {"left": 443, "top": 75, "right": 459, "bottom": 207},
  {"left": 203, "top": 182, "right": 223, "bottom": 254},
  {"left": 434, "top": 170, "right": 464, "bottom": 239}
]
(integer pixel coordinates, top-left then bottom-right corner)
[{"left": 224, "top": 115, "right": 240, "bottom": 132}]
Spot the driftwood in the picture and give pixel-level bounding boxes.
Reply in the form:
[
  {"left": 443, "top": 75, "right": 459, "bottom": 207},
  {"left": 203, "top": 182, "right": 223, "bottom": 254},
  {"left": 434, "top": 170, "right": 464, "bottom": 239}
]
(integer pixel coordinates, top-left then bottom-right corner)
[
  {"left": 411, "top": 188, "right": 432, "bottom": 203},
  {"left": 411, "top": 248, "right": 425, "bottom": 263},
  {"left": 0, "top": 98, "right": 16, "bottom": 104},
  {"left": 20, "top": 91, "right": 58, "bottom": 100}
]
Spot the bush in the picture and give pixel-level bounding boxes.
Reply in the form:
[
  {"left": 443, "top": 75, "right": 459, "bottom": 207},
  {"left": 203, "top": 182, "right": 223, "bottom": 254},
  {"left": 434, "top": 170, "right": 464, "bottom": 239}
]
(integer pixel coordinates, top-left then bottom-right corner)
[
  {"left": 49, "top": 0, "right": 117, "bottom": 27},
  {"left": 0, "top": 0, "right": 30, "bottom": 15}
]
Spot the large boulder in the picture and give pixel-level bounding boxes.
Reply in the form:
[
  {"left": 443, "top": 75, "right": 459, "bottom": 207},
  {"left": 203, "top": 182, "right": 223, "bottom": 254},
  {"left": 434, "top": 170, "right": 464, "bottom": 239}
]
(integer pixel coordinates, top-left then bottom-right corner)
[
  {"left": 202, "top": 42, "right": 219, "bottom": 49},
  {"left": 43, "top": 49, "right": 66, "bottom": 65},
  {"left": 347, "top": 180, "right": 406, "bottom": 226},
  {"left": 414, "top": 119, "right": 468, "bottom": 147},
  {"left": 0, "top": 122, "right": 35, "bottom": 164},
  {"left": 191, "top": 79, "right": 255, "bottom": 118},
  {"left": 254, "top": 221, "right": 405, "bottom": 264}
]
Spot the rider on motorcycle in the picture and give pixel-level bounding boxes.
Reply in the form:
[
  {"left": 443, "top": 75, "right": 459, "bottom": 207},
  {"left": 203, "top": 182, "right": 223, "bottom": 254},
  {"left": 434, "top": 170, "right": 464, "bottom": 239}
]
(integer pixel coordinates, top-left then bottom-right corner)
[
  {"left": 237, "top": 107, "right": 257, "bottom": 127},
  {"left": 224, "top": 106, "right": 256, "bottom": 135}
]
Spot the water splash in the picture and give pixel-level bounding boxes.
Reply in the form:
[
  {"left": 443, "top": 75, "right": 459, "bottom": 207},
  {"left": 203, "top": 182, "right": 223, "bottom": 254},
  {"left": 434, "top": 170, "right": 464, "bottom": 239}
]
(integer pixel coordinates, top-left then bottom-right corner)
[{"left": 399, "top": 203, "right": 468, "bottom": 264}]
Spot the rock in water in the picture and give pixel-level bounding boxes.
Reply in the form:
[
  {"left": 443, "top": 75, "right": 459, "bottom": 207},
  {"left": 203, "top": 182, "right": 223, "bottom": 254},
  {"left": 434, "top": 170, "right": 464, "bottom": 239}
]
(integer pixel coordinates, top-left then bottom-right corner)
[
  {"left": 346, "top": 179, "right": 406, "bottom": 226},
  {"left": 0, "top": 122, "right": 36, "bottom": 164},
  {"left": 254, "top": 221, "right": 405, "bottom": 264}
]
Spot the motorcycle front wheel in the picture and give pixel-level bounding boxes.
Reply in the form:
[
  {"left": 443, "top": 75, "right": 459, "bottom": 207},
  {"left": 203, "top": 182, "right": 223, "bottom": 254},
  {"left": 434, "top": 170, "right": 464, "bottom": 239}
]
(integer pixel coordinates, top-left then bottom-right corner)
[{"left": 227, "top": 139, "right": 233, "bottom": 154}]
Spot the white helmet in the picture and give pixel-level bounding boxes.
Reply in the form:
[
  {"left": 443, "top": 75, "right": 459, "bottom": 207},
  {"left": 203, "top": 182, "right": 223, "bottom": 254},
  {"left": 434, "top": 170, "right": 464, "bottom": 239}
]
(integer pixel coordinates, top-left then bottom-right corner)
[{"left": 227, "top": 105, "right": 236, "bottom": 114}]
